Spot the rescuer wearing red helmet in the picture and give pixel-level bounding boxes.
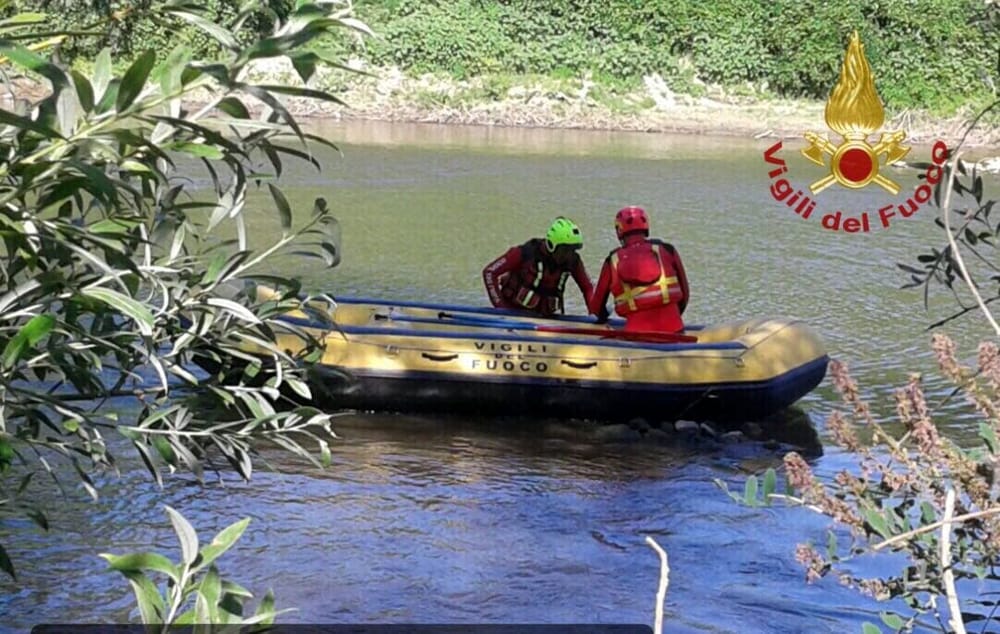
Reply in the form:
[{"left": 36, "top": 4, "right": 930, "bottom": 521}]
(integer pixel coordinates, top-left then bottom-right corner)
[
  {"left": 483, "top": 217, "right": 595, "bottom": 317},
  {"left": 587, "top": 206, "right": 690, "bottom": 333}
]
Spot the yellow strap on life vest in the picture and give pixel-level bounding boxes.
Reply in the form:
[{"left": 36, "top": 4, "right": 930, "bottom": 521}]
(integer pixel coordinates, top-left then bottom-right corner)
[
  {"left": 611, "top": 247, "right": 678, "bottom": 311},
  {"left": 518, "top": 258, "right": 544, "bottom": 308}
]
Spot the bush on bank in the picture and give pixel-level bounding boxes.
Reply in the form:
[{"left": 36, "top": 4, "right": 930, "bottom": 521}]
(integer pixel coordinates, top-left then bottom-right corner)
[
  {"left": 12, "top": 1, "right": 999, "bottom": 116},
  {"left": 345, "top": 0, "right": 998, "bottom": 115}
]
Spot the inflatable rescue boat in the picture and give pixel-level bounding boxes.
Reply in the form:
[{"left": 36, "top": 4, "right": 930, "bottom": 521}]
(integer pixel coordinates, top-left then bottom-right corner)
[{"left": 248, "top": 288, "right": 829, "bottom": 425}]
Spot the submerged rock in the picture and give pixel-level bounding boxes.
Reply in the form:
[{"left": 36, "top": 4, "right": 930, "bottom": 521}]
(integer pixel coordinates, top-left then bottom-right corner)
[
  {"left": 721, "top": 430, "right": 745, "bottom": 443},
  {"left": 627, "top": 417, "right": 652, "bottom": 433},
  {"left": 657, "top": 420, "right": 676, "bottom": 433},
  {"left": 644, "top": 429, "right": 671, "bottom": 444},
  {"left": 675, "top": 420, "right": 699, "bottom": 434},
  {"left": 594, "top": 423, "right": 642, "bottom": 443},
  {"left": 741, "top": 422, "right": 764, "bottom": 439}
]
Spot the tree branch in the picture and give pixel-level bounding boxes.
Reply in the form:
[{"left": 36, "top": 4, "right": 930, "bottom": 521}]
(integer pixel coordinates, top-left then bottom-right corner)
[
  {"left": 645, "top": 535, "right": 670, "bottom": 634},
  {"left": 942, "top": 489, "right": 966, "bottom": 634},
  {"left": 940, "top": 150, "right": 1000, "bottom": 336}
]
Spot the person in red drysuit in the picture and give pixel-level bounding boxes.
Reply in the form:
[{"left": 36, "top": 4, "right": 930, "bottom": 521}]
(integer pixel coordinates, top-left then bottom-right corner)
[
  {"left": 482, "top": 217, "right": 594, "bottom": 317},
  {"left": 588, "top": 206, "right": 690, "bottom": 333}
]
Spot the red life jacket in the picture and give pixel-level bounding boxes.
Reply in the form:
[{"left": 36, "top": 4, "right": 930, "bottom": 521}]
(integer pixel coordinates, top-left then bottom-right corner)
[
  {"left": 608, "top": 240, "right": 684, "bottom": 317},
  {"left": 499, "top": 239, "right": 570, "bottom": 315}
]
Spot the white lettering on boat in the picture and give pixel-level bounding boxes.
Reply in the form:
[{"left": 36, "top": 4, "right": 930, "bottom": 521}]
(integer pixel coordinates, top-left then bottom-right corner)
[{"left": 473, "top": 341, "right": 548, "bottom": 354}]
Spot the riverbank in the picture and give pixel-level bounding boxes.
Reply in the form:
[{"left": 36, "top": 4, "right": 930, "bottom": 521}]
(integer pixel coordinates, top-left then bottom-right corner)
[
  {"left": 331, "top": 68, "right": 999, "bottom": 146},
  {"left": 7, "top": 60, "right": 1000, "bottom": 158},
  {"left": 235, "top": 60, "right": 1000, "bottom": 163}
]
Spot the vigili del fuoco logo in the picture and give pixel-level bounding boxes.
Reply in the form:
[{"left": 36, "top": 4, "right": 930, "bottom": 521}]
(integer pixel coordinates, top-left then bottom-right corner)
[{"left": 763, "top": 30, "right": 949, "bottom": 233}]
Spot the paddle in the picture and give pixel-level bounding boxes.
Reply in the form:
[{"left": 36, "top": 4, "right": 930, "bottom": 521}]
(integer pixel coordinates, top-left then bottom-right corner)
[
  {"left": 534, "top": 325, "right": 698, "bottom": 343},
  {"left": 435, "top": 311, "right": 698, "bottom": 344}
]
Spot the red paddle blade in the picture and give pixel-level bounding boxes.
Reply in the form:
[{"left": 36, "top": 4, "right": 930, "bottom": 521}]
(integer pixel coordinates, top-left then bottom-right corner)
[{"left": 536, "top": 325, "right": 697, "bottom": 343}]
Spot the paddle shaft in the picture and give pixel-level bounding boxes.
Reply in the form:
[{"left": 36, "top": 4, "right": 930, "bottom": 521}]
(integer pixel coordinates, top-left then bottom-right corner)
[
  {"left": 535, "top": 325, "right": 697, "bottom": 343},
  {"left": 436, "top": 311, "right": 697, "bottom": 343}
]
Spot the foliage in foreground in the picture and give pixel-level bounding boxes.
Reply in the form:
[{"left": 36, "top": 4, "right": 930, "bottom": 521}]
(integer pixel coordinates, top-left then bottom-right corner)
[
  {"left": 720, "top": 95, "right": 1000, "bottom": 632},
  {"left": 724, "top": 349, "right": 1000, "bottom": 633},
  {"left": 102, "top": 505, "right": 276, "bottom": 630},
  {"left": 0, "top": 0, "right": 370, "bottom": 580},
  {"left": 10, "top": 0, "right": 297, "bottom": 62},
  {"left": 899, "top": 100, "right": 1000, "bottom": 332}
]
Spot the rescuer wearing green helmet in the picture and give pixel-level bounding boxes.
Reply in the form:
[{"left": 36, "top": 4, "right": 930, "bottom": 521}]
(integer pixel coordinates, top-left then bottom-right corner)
[{"left": 483, "top": 217, "right": 595, "bottom": 317}]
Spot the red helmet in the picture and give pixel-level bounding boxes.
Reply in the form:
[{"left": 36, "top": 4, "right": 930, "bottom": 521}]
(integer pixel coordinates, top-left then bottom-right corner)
[{"left": 615, "top": 206, "right": 649, "bottom": 239}]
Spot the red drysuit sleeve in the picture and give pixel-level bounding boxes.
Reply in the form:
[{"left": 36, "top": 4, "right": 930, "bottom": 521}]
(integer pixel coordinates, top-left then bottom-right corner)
[
  {"left": 666, "top": 245, "right": 690, "bottom": 314},
  {"left": 587, "top": 256, "right": 614, "bottom": 320},
  {"left": 482, "top": 246, "right": 522, "bottom": 307},
  {"left": 571, "top": 256, "right": 594, "bottom": 306}
]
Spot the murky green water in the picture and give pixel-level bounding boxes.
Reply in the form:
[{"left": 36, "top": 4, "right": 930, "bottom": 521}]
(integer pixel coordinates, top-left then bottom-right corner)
[{"left": 2, "top": 120, "right": 999, "bottom": 633}]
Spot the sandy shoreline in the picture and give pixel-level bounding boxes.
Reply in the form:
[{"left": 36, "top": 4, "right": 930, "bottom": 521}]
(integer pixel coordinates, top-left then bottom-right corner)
[
  {"left": 326, "top": 95, "right": 993, "bottom": 146},
  {"left": 242, "top": 63, "right": 1000, "bottom": 160},
  {"left": 329, "top": 105, "right": 1000, "bottom": 150},
  {"left": 292, "top": 96, "right": 1000, "bottom": 169},
  {"left": 7, "top": 67, "right": 1000, "bottom": 160}
]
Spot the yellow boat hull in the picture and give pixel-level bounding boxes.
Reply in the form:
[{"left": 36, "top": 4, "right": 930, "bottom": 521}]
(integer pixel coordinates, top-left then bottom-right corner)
[{"left": 245, "top": 290, "right": 829, "bottom": 425}]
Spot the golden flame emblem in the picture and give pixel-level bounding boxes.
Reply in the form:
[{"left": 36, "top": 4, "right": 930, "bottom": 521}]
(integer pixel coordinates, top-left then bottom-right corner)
[{"left": 801, "top": 31, "right": 910, "bottom": 194}]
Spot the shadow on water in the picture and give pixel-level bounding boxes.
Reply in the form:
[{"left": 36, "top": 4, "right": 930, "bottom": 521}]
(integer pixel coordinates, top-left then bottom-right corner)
[
  {"left": 0, "top": 402, "right": 892, "bottom": 634},
  {"left": 320, "top": 405, "right": 824, "bottom": 468}
]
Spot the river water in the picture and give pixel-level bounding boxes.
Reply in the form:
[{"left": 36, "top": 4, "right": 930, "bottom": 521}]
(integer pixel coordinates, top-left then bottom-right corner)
[{"left": 2, "top": 121, "right": 1000, "bottom": 633}]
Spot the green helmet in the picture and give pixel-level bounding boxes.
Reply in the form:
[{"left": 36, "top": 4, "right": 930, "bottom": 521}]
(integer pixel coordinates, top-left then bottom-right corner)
[{"left": 545, "top": 217, "right": 583, "bottom": 251}]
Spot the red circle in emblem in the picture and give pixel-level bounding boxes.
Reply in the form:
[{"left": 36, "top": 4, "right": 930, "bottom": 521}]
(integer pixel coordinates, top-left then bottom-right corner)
[{"left": 839, "top": 148, "right": 873, "bottom": 183}]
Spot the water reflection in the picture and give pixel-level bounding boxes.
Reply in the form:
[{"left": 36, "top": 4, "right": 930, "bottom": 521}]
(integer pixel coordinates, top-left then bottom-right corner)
[{"left": 0, "top": 410, "right": 859, "bottom": 633}]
